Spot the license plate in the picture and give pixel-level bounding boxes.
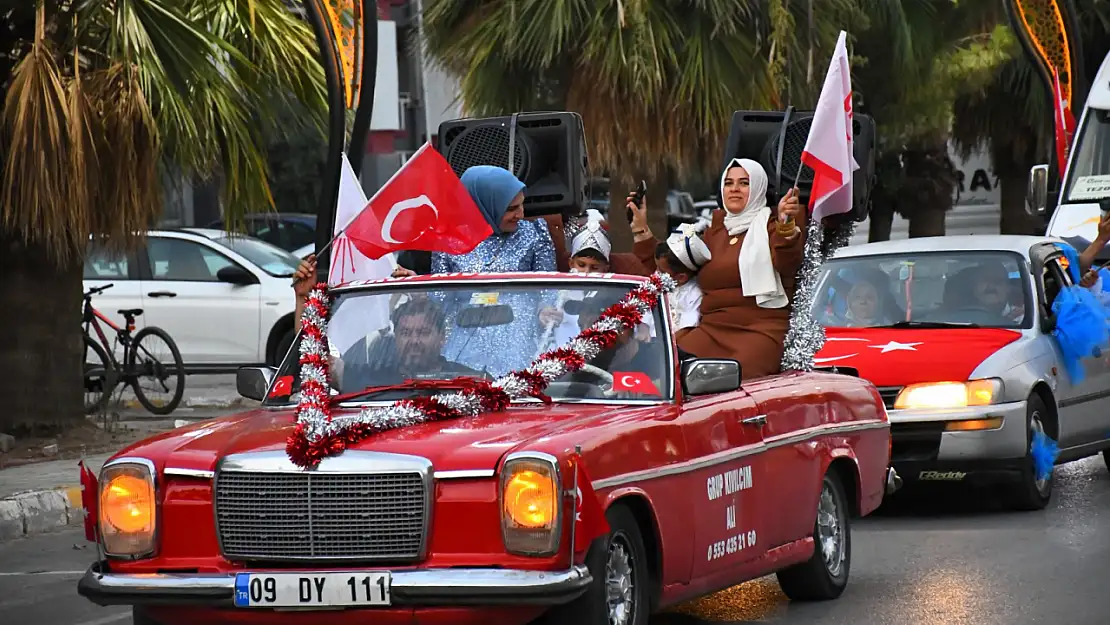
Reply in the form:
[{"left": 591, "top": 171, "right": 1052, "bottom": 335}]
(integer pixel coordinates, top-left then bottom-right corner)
[{"left": 233, "top": 572, "right": 391, "bottom": 608}]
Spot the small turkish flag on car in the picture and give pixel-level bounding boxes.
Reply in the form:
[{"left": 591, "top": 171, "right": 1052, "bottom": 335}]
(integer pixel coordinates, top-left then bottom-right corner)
[
  {"left": 78, "top": 460, "right": 98, "bottom": 542},
  {"left": 343, "top": 143, "right": 493, "bottom": 260},
  {"left": 611, "top": 371, "right": 659, "bottom": 395},
  {"left": 573, "top": 454, "right": 609, "bottom": 557},
  {"left": 269, "top": 375, "right": 294, "bottom": 398}
]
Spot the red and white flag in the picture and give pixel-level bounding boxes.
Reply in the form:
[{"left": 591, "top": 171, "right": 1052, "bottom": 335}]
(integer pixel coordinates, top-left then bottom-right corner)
[
  {"left": 1053, "top": 67, "right": 1077, "bottom": 181},
  {"left": 611, "top": 371, "right": 660, "bottom": 396},
  {"left": 329, "top": 154, "right": 398, "bottom": 286},
  {"left": 343, "top": 143, "right": 492, "bottom": 260},
  {"left": 572, "top": 454, "right": 610, "bottom": 557},
  {"left": 800, "top": 30, "right": 859, "bottom": 222},
  {"left": 78, "top": 460, "right": 98, "bottom": 542}
]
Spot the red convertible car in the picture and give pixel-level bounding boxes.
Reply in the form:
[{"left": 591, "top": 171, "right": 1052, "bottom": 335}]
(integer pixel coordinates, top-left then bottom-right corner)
[{"left": 78, "top": 272, "right": 897, "bottom": 625}]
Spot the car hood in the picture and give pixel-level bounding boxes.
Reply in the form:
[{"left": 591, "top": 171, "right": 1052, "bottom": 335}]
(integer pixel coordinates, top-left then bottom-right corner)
[
  {"left": 815, "top": 327, "right": 1023, "bottom": 387},
  {"left": 112, "top": 402, "right": 640, "bottom": 474}
]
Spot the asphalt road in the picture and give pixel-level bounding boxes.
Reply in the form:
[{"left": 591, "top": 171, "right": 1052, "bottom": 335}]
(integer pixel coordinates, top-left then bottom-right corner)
[{"left": 3, "top": 456, "right": 1109, "bottom": 625}]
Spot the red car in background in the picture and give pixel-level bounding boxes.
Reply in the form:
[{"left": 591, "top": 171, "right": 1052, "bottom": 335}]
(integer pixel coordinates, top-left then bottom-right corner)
[{"left": 78, "top": 272, "right": 897, "bottom": 625}]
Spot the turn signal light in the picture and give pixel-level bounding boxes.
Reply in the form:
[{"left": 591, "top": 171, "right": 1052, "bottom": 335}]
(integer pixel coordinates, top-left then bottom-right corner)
[
  {"left": 945, "top": 417, "right": 1004, "bottom": 432},
  {"left": 99, "top": 461, "right": 156, "bottom": 557},
  {"left": 500, "top": 455, "right": 560, "bottom": 556}
]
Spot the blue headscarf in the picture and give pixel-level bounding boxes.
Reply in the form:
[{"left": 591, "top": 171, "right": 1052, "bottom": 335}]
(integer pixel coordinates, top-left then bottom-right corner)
[{"left": 460, "top": 166, "right": 526, "bottom": 235}]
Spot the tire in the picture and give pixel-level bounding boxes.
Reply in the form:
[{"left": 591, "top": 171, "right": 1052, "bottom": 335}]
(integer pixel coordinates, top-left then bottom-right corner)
[
  {"left": 776, "top": 473, "right": 852, "bottom": 601},
  {"left": 271, "top": 327, "right": 296, "bottom": 367},
  {"left": 128, "top": 326, "right": 186, "bottom": 415},
  {"left": 1010, "top": 394, "right": 1053, "bottom": 511},
  {"left": 82, "top": 334, "right": 116, "bottom": 415},
  {"left": 543, "top": 504, "right": 651, "bottom": 625}
]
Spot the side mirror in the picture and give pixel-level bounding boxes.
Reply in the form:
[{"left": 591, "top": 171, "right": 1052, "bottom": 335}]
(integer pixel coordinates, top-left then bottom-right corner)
[
  {"left": 237, "top": 366, "right": 276, "bottom": 401},
  {"left": 1026, "top": 164, "right": 1049, "bottom": 217},
  {"left": 217, "top": 265, "right": 259, "bottom": 286},
  {"left": 681, "top": 358, "right": 742, "bottom": 396}
]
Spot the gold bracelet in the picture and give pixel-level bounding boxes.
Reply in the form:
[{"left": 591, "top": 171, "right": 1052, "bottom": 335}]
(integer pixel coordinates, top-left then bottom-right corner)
[{"left": 776, "top": 221, "right": 797, "bottom": 236}]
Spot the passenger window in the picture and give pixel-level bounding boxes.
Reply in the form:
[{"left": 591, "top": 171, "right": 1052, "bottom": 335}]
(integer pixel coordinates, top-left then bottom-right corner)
[
  {"left": 147, "top": 238, "right": 238, "bottom": 282},
  {"left": 84, "top": 245, "right": 131, "bottom": 280},
  {"left": 286, "top": 223, "right": 316, "bottom": 251}
]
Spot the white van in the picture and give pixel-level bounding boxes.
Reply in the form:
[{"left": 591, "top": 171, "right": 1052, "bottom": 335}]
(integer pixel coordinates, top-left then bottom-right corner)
[{"left": 1029, "top": 51, "right": 1110, "bottom": 253}]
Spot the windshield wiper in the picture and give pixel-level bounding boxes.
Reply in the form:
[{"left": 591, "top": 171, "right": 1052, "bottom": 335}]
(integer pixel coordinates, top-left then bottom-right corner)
[
  {"left": 879, "top": 321, "right": 981, "bottom": 329},
  {"left": 333, "top": 378, "right": 481, "bottom": 403}
]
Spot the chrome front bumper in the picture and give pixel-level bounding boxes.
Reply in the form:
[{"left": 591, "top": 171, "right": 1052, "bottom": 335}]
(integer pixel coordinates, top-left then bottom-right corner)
[
  {"left": 889, "top": 400, "right": 1029, "bottom": 461},
  {"left": 78, "top": 561, "right": 591, "bottom": 608}
]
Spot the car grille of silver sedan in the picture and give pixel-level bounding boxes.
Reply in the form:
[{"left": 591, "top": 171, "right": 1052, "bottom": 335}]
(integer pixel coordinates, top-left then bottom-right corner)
[{"left": 214, "top": 470, "right": 428, "bottom": 562}]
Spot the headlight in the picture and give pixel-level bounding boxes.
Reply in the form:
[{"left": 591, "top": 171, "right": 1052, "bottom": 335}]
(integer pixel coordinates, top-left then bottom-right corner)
[
  {"left": 499, "top": 453, "right": 561, "bottom": 556},
  {"left": 893, "top": 379, "right": 1002, "bottom": 410},
  {"left": 98, "top": 460, "right": 156, "bottom": 557}
]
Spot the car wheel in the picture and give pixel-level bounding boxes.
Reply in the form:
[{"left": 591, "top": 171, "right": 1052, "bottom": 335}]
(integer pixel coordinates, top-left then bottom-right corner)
[
  {"left": 543, "top": 504, "right": 650, "bottom": 625},
  {"left": 1010, "top": 394, "right": 1053, "bottom": 511},
  {"left": 776, "top": 472, "right": 851, "bottom": 601},
  {"left": 271, "top": 328, "right": 295, "bottom": 367}
]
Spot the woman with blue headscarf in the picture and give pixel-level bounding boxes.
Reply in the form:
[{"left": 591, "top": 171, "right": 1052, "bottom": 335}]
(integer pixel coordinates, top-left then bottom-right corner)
[{"left": 391, "top": 166, "right": 557, "bottom": 376}]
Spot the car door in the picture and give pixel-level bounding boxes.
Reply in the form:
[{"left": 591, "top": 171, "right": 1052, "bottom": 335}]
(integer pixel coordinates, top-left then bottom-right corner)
[
  {"left": 1037, "top": 252, "right": 1110, "bottom": 446},
  {"left": 83, "top": 244, "right": 146, "bottom": 362},
  {"left": 138, "top": 235, "right": 263, "bottom": 365},
  {"left": 681, "top": 388, "right": 767, "bottom": 582}
]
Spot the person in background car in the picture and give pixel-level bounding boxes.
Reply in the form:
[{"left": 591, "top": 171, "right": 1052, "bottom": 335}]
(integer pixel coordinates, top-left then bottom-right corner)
[{"left": 1078, "top": 213, "right": 1110, "bottom": 305}]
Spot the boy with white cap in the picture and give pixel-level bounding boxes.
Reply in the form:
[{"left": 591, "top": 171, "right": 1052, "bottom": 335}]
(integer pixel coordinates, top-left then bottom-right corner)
[
  {"left": 656, "top": 223, "right": 712, "bottom": 331},
  {"left": 537, "top": 210, "right": 615, "bottom": 346}
]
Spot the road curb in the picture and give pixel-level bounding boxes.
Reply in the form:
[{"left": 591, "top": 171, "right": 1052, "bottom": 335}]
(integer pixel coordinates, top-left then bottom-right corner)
[{"left": 0, "top": 485, "right": 83, "bottom": 541}]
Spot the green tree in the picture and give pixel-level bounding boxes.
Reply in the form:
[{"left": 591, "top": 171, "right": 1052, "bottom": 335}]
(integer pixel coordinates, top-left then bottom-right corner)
[
  {"left": 422, "top": 0, "right": 862, "bottom": 248},
  {"left": 0, "top": 0, "right": 325, "bottom": 435},
  {"left": 951, "top": 1, "right": 1110, "bottom": 235}
]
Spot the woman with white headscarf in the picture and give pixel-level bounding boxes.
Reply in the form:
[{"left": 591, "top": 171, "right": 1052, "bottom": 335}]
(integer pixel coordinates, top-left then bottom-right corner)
[{"left": 629, "top": 158, "right": 805, "bottom": 379}]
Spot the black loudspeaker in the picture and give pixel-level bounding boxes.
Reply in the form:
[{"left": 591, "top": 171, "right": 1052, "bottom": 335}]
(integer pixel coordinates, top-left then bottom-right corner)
[
  {"left": 438, "top": 112, "right": 587, "bottom": 217},
  {"left": 721, "top": 110, "right": 876, "bottom": 222}
]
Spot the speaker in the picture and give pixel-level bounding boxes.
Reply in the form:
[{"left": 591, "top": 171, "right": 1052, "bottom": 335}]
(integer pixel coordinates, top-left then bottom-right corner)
[
  {"left": 438, "top": 112, "right": 587, "bottom": 217},
  {"left": 720, "top": 110, "right": 876, "bottom": 222}
]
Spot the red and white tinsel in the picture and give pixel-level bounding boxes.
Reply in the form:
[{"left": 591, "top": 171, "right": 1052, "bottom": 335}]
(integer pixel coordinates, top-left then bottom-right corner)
[{"left": 287, "top": 273, "right": 676, "bottom": 468}]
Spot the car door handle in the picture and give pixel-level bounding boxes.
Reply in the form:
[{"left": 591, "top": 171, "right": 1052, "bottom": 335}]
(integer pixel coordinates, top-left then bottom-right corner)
[
  {"left": 148, "top": 291, "right": 177, "bottom": 298},
  {"left": 742, "top": 414, "right": 767, "bottom": 427}
]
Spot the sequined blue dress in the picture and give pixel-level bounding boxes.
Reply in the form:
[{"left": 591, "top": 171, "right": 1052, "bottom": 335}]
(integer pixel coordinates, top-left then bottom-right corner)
[{"left": 431, "top": 219, "right": 558, "bottom": 376}]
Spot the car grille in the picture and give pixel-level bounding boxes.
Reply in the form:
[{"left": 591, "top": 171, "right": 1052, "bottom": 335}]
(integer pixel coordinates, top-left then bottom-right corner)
[
  {"left": 214, "top": 470, "right": 428, "bottom": 562},
  {"left": 890, "top": 421, "right": 945, "bottom": 463},
  {"left": 877, "top": 386, "right": 903, "bottom": 410}
]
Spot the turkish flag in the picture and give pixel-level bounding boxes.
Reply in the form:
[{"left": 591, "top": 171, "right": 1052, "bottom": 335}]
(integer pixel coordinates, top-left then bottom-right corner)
[
  {"left": 1053, "top": 67, "right": 1077, "bottom": 181},
  {"left": 329, "top": 154, "right": 396, "bottom": 285},
  {"left": 612, "top": 371, "right": 660, "bottom": 395},
  {"left": 572, "top": 454, "right": 609, "bottom": 557},
  {"left": 269, "top": 375, "right": 294, "bottom": 398},
  {"left": 800, "top": 30, "right": 859, "bottom": 222},
  {"left": 78, "top": 460, "right": 98, "bottom": 542},
  {"left": 343, "top": 143, "right": 493, "bottom": 260}
]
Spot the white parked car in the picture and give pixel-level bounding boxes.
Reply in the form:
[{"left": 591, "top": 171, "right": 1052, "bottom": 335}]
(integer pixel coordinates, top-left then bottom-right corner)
[{"left": 83, "top": 229, "right": 300, "bottom": 370}]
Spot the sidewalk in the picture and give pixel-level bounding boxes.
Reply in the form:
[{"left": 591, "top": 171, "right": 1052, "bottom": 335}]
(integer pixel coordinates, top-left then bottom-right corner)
[
  {"left": 0, "top": 411, "right": 229, "bottom": 542},
  {"left": 110, "top": 373, "right": 256, "bottom": 410}
]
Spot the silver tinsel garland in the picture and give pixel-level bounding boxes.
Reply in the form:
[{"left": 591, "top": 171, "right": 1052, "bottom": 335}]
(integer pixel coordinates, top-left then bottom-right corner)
[
  {"left": 780, "top": 219, "right": 856, "bottom": 372},
  {"left": 290, "top": 274, "right": 675, "bottom": 461}
]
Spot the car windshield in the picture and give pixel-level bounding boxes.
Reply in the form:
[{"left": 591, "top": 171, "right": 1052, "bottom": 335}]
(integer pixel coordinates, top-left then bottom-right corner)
[
  {"left": 1065, "top": 108, "right": 1110, "bottom": 202},
  {"left": 813, "top": 251, "right": 1032, "bottom": 329},
  {"left": 214, "top": 236, "right": 300, "bottom": 277},
  {"left": 265, "top": 280, "right": 673, "bottom": 405}
]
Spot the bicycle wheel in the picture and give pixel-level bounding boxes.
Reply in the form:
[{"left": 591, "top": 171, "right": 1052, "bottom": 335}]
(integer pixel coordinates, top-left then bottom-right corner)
[
  {"left": 83, "top": 333, "right": 116, "bottom": 415},
  {"left": 127, "top": 326, "right": 186, "bottom": 415}
]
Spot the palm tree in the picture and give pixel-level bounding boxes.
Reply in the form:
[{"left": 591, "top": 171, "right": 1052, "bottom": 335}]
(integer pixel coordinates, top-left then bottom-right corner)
[
  {"left": 951, "top": 0, "right": 1110, "bottom": 235},
  {"left": 852, "top": 0, "right": 1011, "bottom": 240},
  {"left": 422, "top": 0, "right": 861, "bottom": 248},
  {"left": 0, "top": 0, "right": 325, "bottom": 435}
]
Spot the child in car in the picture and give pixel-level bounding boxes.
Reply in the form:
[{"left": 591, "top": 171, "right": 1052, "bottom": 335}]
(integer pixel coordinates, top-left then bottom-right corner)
[{"left": 655, "top": 223, "right": 711, "bottom": 331}]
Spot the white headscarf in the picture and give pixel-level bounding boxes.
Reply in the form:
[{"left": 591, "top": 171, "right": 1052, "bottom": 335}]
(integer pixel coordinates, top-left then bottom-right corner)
[
  {"left": 720, "top": 158, "right": 788, "bottom": 309},
  {"left": 569, "top": 209, "right": 611, "bottom": 260}
]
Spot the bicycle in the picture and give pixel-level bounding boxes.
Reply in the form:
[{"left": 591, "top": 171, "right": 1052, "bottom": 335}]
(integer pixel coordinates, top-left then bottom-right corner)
[{"left": 82, "top": 284, "right": 186, "bottom": 415}]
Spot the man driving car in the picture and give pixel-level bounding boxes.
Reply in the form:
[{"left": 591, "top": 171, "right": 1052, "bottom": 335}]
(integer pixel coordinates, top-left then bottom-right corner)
[{"left": 337, "top": 298, "right": 482, "bottom": 392}]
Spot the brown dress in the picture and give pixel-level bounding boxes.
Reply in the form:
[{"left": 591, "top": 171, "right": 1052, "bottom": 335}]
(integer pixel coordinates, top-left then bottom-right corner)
[{"left": 634, "top": 209, "right": 806, "bottom": 379}]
